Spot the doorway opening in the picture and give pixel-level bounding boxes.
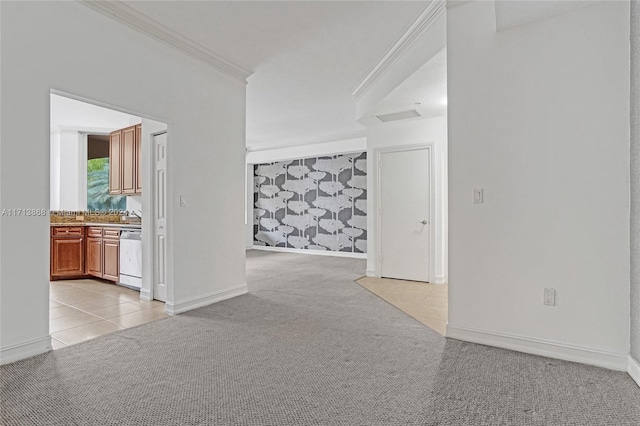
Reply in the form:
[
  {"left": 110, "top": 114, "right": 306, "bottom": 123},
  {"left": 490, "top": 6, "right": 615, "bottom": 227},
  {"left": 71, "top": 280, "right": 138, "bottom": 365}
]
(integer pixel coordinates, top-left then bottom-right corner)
[
  {"left": 356, "top": 47, "right": 448, "bottom": 336},
  {"left": 49, "top": 92, "right": 169, "bottom": 349}
]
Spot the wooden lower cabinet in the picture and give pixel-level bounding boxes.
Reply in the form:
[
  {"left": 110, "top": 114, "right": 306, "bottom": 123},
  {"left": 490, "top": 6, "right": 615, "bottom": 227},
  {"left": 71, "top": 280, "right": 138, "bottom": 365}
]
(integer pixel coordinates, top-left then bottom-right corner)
[
  {"left": 51, "top": 226, "right": 121, "bottom": 282},
  {"left": 50, "top": 228, "right": 85, "bottom": 278},
  {"left": 86, "top": 236, "right": 103, "bottom": 278},
  {"left": 84, "top": 226, "right": 120, "bottom": 282},
  {"left": 103, "top": 238, "right": 120, "bottom": 282}
]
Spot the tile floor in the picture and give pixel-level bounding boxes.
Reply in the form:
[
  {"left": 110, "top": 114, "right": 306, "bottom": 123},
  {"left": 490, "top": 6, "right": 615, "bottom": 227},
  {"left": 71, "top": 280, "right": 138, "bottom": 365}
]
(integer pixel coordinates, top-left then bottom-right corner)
[
  {"left": 356, "top": 277, "right": 448, "bottom": 335},
  {"left": 50, "top": 279, "right": 168, "bottom": 349}
]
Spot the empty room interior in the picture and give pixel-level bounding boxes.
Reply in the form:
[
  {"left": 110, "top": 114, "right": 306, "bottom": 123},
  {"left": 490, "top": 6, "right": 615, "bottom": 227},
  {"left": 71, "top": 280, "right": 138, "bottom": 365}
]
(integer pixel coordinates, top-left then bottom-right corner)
[{"left": 1, "top": 1, "right": 640, "bottom": 425}]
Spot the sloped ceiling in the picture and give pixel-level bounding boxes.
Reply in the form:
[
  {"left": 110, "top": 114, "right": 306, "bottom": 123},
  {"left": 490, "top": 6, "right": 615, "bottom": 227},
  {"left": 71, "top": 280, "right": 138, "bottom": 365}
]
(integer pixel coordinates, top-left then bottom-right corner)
[{"left": 121, "top": 1, "right": 429, "bottom": 148}]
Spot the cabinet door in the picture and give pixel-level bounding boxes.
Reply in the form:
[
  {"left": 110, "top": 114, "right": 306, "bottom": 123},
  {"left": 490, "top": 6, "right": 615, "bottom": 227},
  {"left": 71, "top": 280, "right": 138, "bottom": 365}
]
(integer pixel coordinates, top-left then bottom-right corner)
[
  {"left": 135, "top": 124, "right": 142, "bottom": 194},
  {"left": 51, "top": 237, "right": 85, "bottom": 277},
  {"left": 122, "top": 125, "right": 136, "bottom": 195},
  {"left": 86, "top": 237, "right": 103, "bottom": 278},
  {"left": 103, "top": 239, "right": 120, "bottom": 282},
  {"left": 109, "top": 130, "right": 122, "bottom": 195}
]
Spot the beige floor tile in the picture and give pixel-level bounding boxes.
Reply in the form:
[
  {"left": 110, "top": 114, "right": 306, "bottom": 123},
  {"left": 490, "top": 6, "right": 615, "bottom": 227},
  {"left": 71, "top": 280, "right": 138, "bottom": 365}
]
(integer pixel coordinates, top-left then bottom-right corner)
[
  {"left": 49, "top": 310, "right": 102, "bottom": 333},
  {"left": 109, "top": 309, "right": 169, "bottom": 328},
  {"left": 396, "top": 281, "right": 435, "bottom": 295},
  {"left": 383, "top": 291, "right": 429, "bottom": 311},
  {"left": 87, "top": 302, "right": 146, "bottom": 319},
  {"left": 51, "top": 290, "right": 107, "bottom": 306},
  {"left": 130, "top": 299, "right": 165, "bottom": 310},
  {"left": 357, "top": 279, "right": 397, "bottom": 296},
  {"left": 67, "top": 296, "right": 126, "bottom": 311},
  {"left": 50, "top": 305, "right": 84, "bottom": 320},
  {"left": 52, "top": 320, "right": 124, "bottom": 346},
  {"left": 50, "top": 337, "right": 67, "bottom": 350},
  {"left": 49, "top": 281, "right": 79, "bottom": 290},
  {"left": 151, "top": 303, "right": 167, "bottom": 313},
  {"left": 355, "top": 276, "right": 448, "bottom": 336},
  {"left": 50, "top": 300, "right": 64, "bottom": 309}
]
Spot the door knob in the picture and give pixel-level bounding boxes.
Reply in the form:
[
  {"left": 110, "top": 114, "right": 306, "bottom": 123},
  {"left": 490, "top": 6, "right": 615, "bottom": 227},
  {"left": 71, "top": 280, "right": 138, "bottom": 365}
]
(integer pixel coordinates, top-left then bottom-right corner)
[{"left": 419, "top": 220, "right": 429, "bottom": 225}]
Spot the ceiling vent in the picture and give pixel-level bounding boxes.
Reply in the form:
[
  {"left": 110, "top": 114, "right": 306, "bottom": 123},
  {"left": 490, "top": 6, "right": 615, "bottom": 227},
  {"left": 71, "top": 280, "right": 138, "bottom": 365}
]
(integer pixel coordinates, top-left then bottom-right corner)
[{"left": 375, "top": 109, "right": 421, "bottom": 123}]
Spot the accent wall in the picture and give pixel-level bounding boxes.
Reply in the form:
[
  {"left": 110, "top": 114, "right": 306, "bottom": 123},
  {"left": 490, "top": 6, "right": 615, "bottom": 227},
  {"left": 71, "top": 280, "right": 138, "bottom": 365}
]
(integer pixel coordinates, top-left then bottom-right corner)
[{"left": 253, "top": 153, "right": 367, "bottom": 253}]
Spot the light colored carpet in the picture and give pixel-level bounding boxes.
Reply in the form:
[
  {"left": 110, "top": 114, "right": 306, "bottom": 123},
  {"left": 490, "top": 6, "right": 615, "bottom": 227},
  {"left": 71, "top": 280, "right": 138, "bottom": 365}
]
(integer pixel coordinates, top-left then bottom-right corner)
[{"left": 1, "top": 249, "right": 639, "bottom": 425}]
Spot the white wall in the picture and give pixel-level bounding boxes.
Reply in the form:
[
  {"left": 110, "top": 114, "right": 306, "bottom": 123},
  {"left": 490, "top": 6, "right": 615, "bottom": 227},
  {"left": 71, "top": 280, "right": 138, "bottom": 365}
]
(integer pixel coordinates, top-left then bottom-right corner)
[
  {"left": 49, "top": 94, "right": 140, "bottom": 211},
  {"left": 447, "top": 1, "right": 630, "bottom": 369},
  {"left": 0, "top": 1, "right": 247, "bottom": 363},
  {"left": 629, "top": 0, "right": 640, "bottom": 381},
  {"left": 245, "top": 137, "right": 367, "bottom": 251},
  {"left": 365, "top": 116, "right": 448, "bottom": 283}
]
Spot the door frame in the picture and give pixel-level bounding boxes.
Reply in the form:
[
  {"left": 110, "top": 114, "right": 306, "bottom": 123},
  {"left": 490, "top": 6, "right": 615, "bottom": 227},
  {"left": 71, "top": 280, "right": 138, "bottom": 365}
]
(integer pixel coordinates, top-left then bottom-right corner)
[
  {"left": 375, "top": 143, "right": 435, "bottom": 283},
  {"left": 49, "top": 89, "right": 173, "bottom": 311},
  {"left": 140, "top": 123, "right": 170, "bottom": 305}
]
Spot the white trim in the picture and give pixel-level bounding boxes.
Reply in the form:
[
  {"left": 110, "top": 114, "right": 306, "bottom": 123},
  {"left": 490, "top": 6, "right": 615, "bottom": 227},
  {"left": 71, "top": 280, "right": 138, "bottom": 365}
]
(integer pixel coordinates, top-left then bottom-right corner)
[
  {"left": 246, "top": 130, "right": 367, "bottom": 153},
  {"left": 139, "top": 288, "right": 152, "bottom": 301},
  {"left": 351, "top": 1, "right": 446, "bottom": 99},
  {"left": 366, "top": 269, "right": 377, "bottom": 277},
  {"left": 434, "top": 274, "right": 447, "bottom": 284},
  {"left": 251, "top": 245, "right": 367, "bottom": 259},
  {"left": 446, "top": 324, "right": 629, "bottom": 371},
  {"left": 375, "top": 143, "right": 435, "bottom": 283},
  {"left": 77, "top": 0, "right": 252, "bottom": 83},
  {"left": 248, "top": 148, "right": 366, "bottom": 166},
  {"left": 629, "top": 356, "right": 640, "bottom": 388},
  {"left": 0, "top": 336, "right": 51, "bottom": 365},
  {"left": 165, "top": 284, "right": 248, "bottom": 315}
]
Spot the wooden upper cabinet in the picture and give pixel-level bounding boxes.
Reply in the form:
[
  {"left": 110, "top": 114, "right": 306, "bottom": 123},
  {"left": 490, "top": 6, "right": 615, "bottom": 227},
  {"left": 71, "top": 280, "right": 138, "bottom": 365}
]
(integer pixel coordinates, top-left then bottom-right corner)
[
  {"left": 122, "top": 125, "right": 136, "bottom": 195},
  {"left": 109, "top": 130, "right": 122, "bottom": 195},
  {"left": 109, "top": 124, "right": 142, "bottom": 195},
  {"left": 135, "top": 124, "right": 142, "bottom": 194}
]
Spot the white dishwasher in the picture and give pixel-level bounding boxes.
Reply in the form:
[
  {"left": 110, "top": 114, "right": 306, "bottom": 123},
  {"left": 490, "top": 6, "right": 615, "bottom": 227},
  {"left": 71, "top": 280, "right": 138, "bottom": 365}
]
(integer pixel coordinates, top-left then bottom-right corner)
[{"left": 119, "top": 229, "right": 142, "bottom": 290}]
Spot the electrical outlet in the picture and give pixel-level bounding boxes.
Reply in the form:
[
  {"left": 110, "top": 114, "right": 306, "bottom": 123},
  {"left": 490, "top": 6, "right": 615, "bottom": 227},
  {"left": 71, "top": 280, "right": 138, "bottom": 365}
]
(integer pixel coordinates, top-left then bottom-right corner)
[{"left": 543, "top": 288, "right": 556, "bottom": 306}]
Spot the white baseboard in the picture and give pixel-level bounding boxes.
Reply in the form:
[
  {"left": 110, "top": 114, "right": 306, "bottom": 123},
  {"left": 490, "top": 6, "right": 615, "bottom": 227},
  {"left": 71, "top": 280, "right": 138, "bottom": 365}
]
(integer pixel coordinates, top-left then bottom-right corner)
[
  {"left": 139, "top": 288, "right": 152, "bottom": 301},
  {"left": 434, "top": 274, "right": 447, "bottom": 284},
  {"left": 250, "top": 245, "right": 367, "bottom": 259},
  {"left": 366, "top": 269, "right": 377, "bottom": 277},
  {"left": 629, "top": 356, "right": 640, "bottom": 388},
  {"left": 0, "top": 336, "right": 51, "bottom": 365},
  {"left": 446, "top": 324, "right": 628, "bottom": 371},
  {"left": 165, "top": 284, "right": 248, "bottom": 315}
]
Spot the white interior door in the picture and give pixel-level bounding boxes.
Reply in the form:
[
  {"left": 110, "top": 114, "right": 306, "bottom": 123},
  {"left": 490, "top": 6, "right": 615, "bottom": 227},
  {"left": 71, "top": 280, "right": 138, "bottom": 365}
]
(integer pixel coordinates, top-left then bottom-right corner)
[
  {"left": 379, "top": 147, "right": 431, "bottom": 282},
  {"left": 153, "top": 132, "right": 167, "bottom": 302}
]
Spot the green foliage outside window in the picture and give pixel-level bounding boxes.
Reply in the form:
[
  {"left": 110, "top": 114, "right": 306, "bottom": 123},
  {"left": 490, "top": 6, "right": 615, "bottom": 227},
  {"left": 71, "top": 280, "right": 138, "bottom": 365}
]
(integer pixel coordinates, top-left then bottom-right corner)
[{"left": 87, "top": 158, "right": 126, "bottom": 212}]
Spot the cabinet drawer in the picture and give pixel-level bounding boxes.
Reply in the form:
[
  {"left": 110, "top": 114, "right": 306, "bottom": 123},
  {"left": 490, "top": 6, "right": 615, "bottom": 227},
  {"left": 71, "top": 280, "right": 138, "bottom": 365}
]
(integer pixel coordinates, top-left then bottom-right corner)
[
  {"left": 103, "top": 228, "right": 120, "bottom": 239},
  {"left": 51, "top": 227, "right": 84, "bottom": 237},
  {"left": 87, "top": 227, "right": 103, "bottom": 238}
]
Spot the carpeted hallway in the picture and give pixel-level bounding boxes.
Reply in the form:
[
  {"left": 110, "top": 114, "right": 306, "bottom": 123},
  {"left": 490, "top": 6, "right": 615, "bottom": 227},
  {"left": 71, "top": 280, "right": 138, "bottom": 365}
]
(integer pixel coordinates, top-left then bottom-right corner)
[{"left": 1, "top": 250, "right": 639, "bottom": 425}]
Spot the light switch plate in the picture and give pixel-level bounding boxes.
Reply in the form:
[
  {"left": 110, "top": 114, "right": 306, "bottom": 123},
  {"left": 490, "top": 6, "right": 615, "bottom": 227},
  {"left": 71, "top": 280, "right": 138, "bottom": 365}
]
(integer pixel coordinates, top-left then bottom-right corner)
[{"left": 473, "top": 189, "right": 484, "bottom": 204}]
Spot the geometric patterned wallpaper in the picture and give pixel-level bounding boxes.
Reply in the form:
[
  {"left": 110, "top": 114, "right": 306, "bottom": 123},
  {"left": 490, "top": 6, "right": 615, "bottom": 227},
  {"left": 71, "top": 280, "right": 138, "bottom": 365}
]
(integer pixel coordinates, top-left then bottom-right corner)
[{"left": 253, "top": 152, "right": 367, "bottom": 253}]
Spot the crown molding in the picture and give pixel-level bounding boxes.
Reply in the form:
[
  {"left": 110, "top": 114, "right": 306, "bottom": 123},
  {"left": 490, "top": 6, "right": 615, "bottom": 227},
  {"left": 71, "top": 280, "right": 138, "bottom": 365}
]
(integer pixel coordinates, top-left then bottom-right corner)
[
  {"left": 77, "top": 0, "right": 253, "bottom": 84},
  {"left": 351, "top": 1, "right": 446, "bottom": 100},
  {"left": 246, "top": 130, "right": 367, "bottom": 153}
]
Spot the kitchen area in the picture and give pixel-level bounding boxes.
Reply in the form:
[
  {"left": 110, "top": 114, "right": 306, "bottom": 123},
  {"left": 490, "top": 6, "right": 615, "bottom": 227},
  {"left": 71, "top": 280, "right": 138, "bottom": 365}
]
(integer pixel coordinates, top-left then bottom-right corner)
[{"left": 49, "top": 95, "right": 167, "bottom": 349}]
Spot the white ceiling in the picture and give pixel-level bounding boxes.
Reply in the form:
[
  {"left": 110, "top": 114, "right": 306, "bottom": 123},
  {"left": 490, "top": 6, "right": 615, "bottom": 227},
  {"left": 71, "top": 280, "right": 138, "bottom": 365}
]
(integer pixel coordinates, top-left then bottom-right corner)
[
  {"left": 122, "top": 1, "right": 430, "bottom": 148},
  {"left": 50, "top": 94, "right": 140, "bottom": 132},
  {"left": 494, "top": 1, "right": 592, "bottom": 32}
]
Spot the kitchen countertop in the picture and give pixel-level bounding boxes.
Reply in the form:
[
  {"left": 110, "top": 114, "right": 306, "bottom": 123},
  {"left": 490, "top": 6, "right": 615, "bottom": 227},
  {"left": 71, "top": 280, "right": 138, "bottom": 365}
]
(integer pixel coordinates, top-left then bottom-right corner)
[{"left": 50, "top": 223, "right": 142, "bottom": 229}]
